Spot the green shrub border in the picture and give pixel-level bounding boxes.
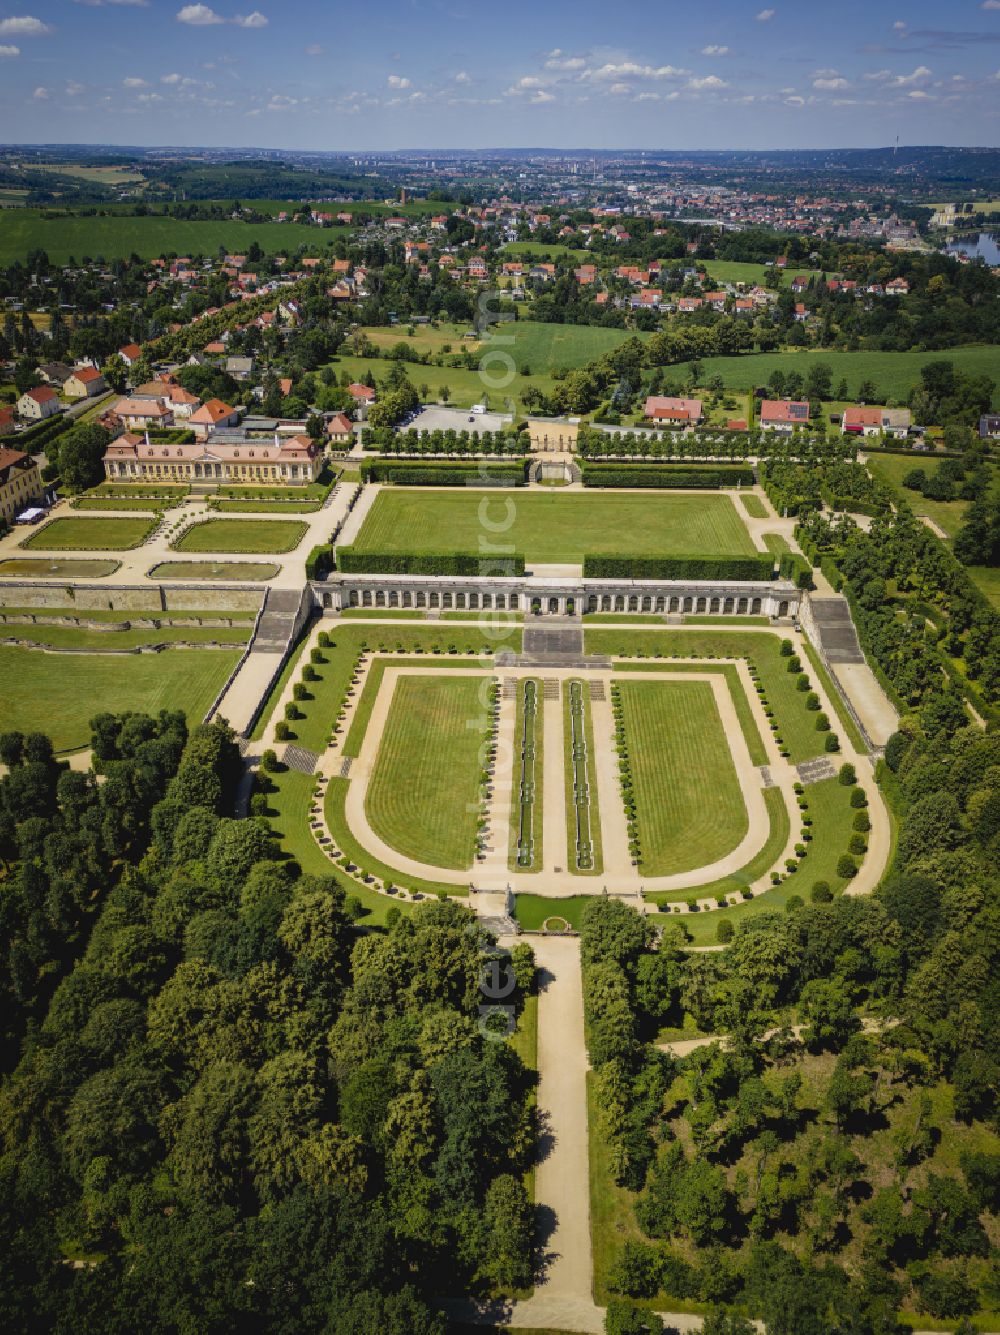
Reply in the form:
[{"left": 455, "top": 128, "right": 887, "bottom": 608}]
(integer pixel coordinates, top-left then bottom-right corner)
[
  {"left": 582, "top": 554, "right": 775, "bottom": 581},
  {"left": 336, "top": 548, "right": 526, "bottom": 576}
]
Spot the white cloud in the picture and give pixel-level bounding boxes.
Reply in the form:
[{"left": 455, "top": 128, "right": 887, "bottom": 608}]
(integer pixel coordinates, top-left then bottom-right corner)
[
  {"left": 233, "top": 10, "right": 267, "bottom": 26},
  {"left": 66, "top": 80, "right": 85, "bottom": 94},
  {"left": 387, "top": 74, "right": 410, "bottom": 88},
  {"left": 161, "top": 72, "right": 183, "bottom": 83},
  {"left": 609, "top": 82, "right": 631, "bottom": 94},
  {"left": 785, "top": 94, "right": 805, "bottom": 105},
  {"left": 584, "top": 61, "right": 688, "bottom": 81},
  {"left": 305, "top": 42, "right": 322, "bottom": 55},
  {"left": 545, "top": 48, "right": 586, "bottom": 70},
  {"left": 701, "top": 44, "right": 729, "bottom": 55},
  {"left": 0, "top": 43, "right": 19, "bottom": 56},
  {"left": 689, "top": 74, "right": 727, "bottom": 89},
  {"left": 530, "top": 89, "right": 554, "bottom": 103},
  {"left": 812, "top": 70, "right": 849, "bottom": 89},
  {"left": 123, "top": 76, "right": 149, "bottom": 87},
  {"left": 176, "top": 4, "right": 223, "bottom": 22},
  {"left": 908, "top": 88, "right": 932, "bottom": 98},
  {"left": 0, "top": 15, "right": 52, "bottom": 36},
  {"left": 516, "top": 75, "right": 544, "bottom": 88},
  {"left": 892, "top": 19, "right": 907, "bottom": 29},
  {"left": 137, "top": 92, "right": 163, "bottom": 102},
  {"left": 982, "top": 1, "right": 1000, "bottom": 10},
  {"left": 74, "top": 0, "right": 148, "bottom": 7},
  {"left": 865, "top": 65, "right": 931, "bottom": 86},
  {"left": 32, "top": 84, "right": 47, "bottom": 98},
  {"left": 755, "top": 8, "right": 775, "bottom": 20},
  {"left": 454, "top": 70, "right": 470, "bottom": 83}
]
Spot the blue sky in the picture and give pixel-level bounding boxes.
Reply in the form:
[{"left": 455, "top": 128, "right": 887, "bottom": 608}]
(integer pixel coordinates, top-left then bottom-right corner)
[{"left": 1, "top": 0, "right": 999, "bottom": 149}]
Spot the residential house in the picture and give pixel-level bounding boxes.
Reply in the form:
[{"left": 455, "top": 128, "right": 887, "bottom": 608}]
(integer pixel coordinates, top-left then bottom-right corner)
[
  {"left": 0, "top": 448, "right": 42, "bottom": 524},
  {"left": 0, "top": 406, "right": 15, "bottom": 436},
  {"left": 119, "top": 344, "right": 143, "bottom": 365},
  {"left": 112, "top": 396, "right": 174, "bottom": 431},
  {"left": 886, "top": 277, "right": 910, "bottom": 295},
  {"left": 347, "top": 383, "right": 376, "bottom": 404},
  {"left": 226, "top": 355, "right": 255, "bottom": 381},
  {"left": 64, "top": 366, "right": 107, "bottom": 398},
  {"left": 979, "top": 413, "right": 1000, "bottom": 439},
  {"left": 190, "top": 399, "right": 241, "bottom": 440},
  {"left": 759, "top": 399, "right": 810, "bottom": 432},
  {"left": 677, "top": 297, "right": 703, "bottom": 314},
  {"left": 790, "top": 275, "right": 811, "bottom": 293},
  {"left": 36, "top": 361, "right": 72, "bottom": 388},
  {"left": 17, "top": 386, "right": 60, "bottom": 420},
  {"left": 132, "top": 382, "right": 201, "bottom": 419},
  {"left": 705, "top": 291, "right": 728, "bottom": 311},
  {"left": 643, "top": 395, "right": 704, "bottom": 423},
  {"left": 793, "top": 302, "right": 810, "bottom": 322},
  {"left": 326, "top": 412, "right": 355, "bottom": 445},
  {"left": 841, "top": 406, "right": 911, "bottom": 439}
]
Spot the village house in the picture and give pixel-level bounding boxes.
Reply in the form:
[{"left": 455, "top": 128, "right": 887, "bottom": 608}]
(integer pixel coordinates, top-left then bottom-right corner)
[
  {"left": 112, "top": 396, "right": 175, "bottom": 431},
  {"left": 118, "top": 344, "right": 143, "bottom": 365},
  {"left": 643, "top": 395, "right": 704, "bottom": 423},
  {"left": 0, "top": 406, "right": 16, "bottom": 436},
  {"left": 17, "top": 385, "right": 60, "bottom": 420},
  {"left": 103, "top": 431, "right": 323, "bottom": 486},
  {"left": 980, "top": 414, "right": 1000, "bottom": 439},
  {"left": 759, "top": 399, "right": 810, "bottom": 432},
  {"left": 36, "top": 361, "right": 72, "bottom": 388},
  {"left": 64, "top": 366, "right": 107, "bottom": 399},
  {"left": 0, "top": 448, "right": 42, "bottom": 525},
  {"left": 326, "top": 412, "right": 355, "bottom": 445},
  {"left": 190, "top": 399, "right": 241, "bottom": 440},
  {"left": 841, "top": 406, "right": 911, "bottom": 438}
]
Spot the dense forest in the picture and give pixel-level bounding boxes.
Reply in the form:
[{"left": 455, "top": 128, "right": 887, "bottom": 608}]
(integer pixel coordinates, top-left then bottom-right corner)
[{"left": 0, "top": 712, "right": 537, "bottom": 1332}]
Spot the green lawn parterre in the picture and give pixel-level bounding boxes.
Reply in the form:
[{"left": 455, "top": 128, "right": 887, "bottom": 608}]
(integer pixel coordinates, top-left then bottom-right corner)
[
  {"left": 148, "top": 561, "right": 280, "bottom": 581},
  {"left": 563, "top": 679, "right": 603, "bottom": 875},
  {"left": 173, "top": 518, "right": 308, "bottom": 554},
  {"left": 353, "top": 490, "right": 757, "bottom": 564},
  {"left": 616, "top": 678, "right": 749, "bottom": 876},
  {"left": 0, "top": 644, "right": 241, "bottom": 752},
  {"left": 509, "top": 677, "right": 544, "bottom": 873},
  {"left": 365, "top": 673, "right": 491, "bottom": 871},
  {"left": 21, "top": 515, "right": 156, "bottom": 551},
  {"left": 0, "top": 558, "right": 120, "bottom": 578}
]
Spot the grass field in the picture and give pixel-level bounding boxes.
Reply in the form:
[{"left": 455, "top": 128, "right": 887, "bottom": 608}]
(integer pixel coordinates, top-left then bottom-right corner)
[
  {"left": 509, "top": 678, "right": 543, "bottom": 873},
  {"left": 365, "top": 674, "right": 489, "bottom": 870},
  {"left": 866, "top": 453, "right": 999, "bottom": 540},
  {"left": 211, "top": 499, "right": 323, "bottom": 514},
  {"left": 0, "top": 624, "right": 247, "bottom": 651},
  {"left": 21, "top": 515, "right": 155, "bottom": 550},
  {"left": 617, "top": 679, "right": 748, "bottom": 876},
  {"left": 674, "top": 345, "right": 1000, "bottom": 406},
  {"left": 590, "top": 628, "right": 838, "bottom": 764},
  {"left": 0, "top": 211, "right": 343, "bottom": 266},
  {"left": 0, "top": 557, "right": 119, "bottom": 578},
  {"left": 503, "top": 241, "right": 592, "bottom": 263},
  {"left": 71, "top": 497, "right": 165, "bottom": 512},
  {"left": 352, "top": 490, "right": 756, "bottom": 563},
  {"left": 701, "top": 260, "right": 820, "bottom": 288},
  {"left": 148, "top": 560, "right": 280, "bottom": 580},
  {"left": 514, "top": 894, "right": 592, "bottom": 931},
  {"left": 173, "top": 518, "right": 308, "bottom": 554},
  {"left": 739, "top": 493, "right": 770, "bottom": 519},
  {"left": 0, "top": 645, "right": 240, "bottom": 751}
]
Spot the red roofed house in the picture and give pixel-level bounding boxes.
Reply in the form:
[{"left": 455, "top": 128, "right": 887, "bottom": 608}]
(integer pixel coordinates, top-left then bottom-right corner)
[
  {"left": 17, "top": 385, "right": 60, "bottom": 420},
  {"left": 119, "top": 344, "right": 143, "bottom": 365},
  {"left": 190, "top": 399, "right": 241, "bottom": 440},
  {"left": 643, "top": 396, "right": 704, "bottom": 423},
  {"left": 326, "top": 412, "right": 355, "bottom": 445},
  {"left": 112, "top": 397, "right": 175, "bottom": 431},
  {"left": 65, "top": 365, "right": 107, "bottom": 399},
  {"left": 886, "top": 277, "right": 910, "bottom": 295},
  {"left": 0, "top": 406, "right": 15, "bottom": 436},
  {"left": 347, "top": 383, "right": 376, "bottom": 403},
  {"left": 759, "top": 399, "right": 810, "bottom": 432},
  {"left": 841, "top": 406, "right": 883, "bottom": 436}
]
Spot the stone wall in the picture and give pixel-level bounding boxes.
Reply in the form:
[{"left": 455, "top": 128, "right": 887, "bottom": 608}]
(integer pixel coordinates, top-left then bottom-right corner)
[{"left": 0, "top": 583, "right": 265, "bottom": 613}]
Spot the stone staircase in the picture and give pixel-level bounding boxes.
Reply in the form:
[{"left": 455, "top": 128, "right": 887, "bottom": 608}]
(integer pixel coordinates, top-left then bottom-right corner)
[
  {"left": 807, "top": 596, "right": 865, "bottom": 664},
  {"left": 251, "top": 587, "right": 308, "bottom": 655},
  {"left": 566, "top": 460, "right": 582, "bottom": 485}
]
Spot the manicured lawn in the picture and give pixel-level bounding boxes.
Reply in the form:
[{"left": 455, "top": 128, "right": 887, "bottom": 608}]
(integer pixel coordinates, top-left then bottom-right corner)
[
  {"left": 702, "top": 260, "right": 820, "bottom": 288},
  {"left": 514, "top": 894, "right": 592, "bottom": 932},
  {"left": 211, "top": 499, "right": 323, "bottom": 514},
  {"left": 0, "top": 558, "right": 119, "bottom": 578},
  {"left": 72, "top": 497, "right": 165, "bottom": 512},
  {"left": 590, "top": 628, "right": 831, "bottom": 764},
  {"left": 0, "top": 624, "right": 247, "bottom": 651},
  {"left": 365, "top": 674, "right": 489, "bottom": 871},
  {"left": 0, "top": 645, "right": 240, "bottom": 752},
  {"left": 173, "top": 518, "right": 308, "bottom": 554},
  {"left": 148, "top": 561, "right": 280, "bottom": 580},
  {"left": 21, "top": 515, "right": 156, "bottom": 550},
  {"left": 613, "top": 659, "right": 767, "bottom": 765},
  {"left": 353, "top": 490, "right": 756, "bottom": 563},
  {"left": 763, "top": 532, "right": 793, "bottom": 557},
  {"left": 739, "top": 493, "right": 770, "bottom": 518},
  {"left": 967, "top": 564, "right": 1000, "bottom": 612},
  {"left": 617, "top": 679, "right": 748, "bottom": 875}
]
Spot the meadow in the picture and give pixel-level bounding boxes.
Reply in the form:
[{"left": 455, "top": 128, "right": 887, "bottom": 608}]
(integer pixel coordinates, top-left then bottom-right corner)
[
  {"left": 617, "top": 679, "right": 748, "bottom": 875},
  {"left": 0, "top": 645, "right": 241, "bottom": 752},
  {"left": 352, "top": 490, "right": 757, "bottom": 564},
  {"left": 364, "top": 674, "right": 488, "bottom": 870}
]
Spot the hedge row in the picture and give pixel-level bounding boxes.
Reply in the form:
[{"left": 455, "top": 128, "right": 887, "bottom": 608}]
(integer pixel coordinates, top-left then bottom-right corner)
[
  {"left": 581, "top": 464, "right": 755, "bottom": 489},
  {"left": 305, "top": 544, "right": 334, "bottom": 579},
  {"left": 336, "top": 548, "right": 526, "bottom": 576},
  {"left": 359, "top": 460, "right": 527, "bottom": 487},
  {"left": 778, "top": 551, "right": 814, "bottom": 590},
  {"left": 582, "top": 555, "right": 775, "bottom": 581}
]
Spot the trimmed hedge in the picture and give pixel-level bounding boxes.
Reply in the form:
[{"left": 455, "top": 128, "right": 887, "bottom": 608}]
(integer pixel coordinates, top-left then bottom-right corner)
[
  {"left": 359, "top": 459, "right": 527, "bottom": 487},
  {"left": 305, "top": 544, "right": 334, "bottom": 579},
  {"left": 336, "top": 547, "right": 526, "bottom": 576},
  {"left": 778, "top": 551, "right": 814, "bottom": 590},
  {"left": 582, "top": 555, "right": 775, "bottom": 581},
  {"left": 581, "top": 464, "right": 755, "bottom": 489}
]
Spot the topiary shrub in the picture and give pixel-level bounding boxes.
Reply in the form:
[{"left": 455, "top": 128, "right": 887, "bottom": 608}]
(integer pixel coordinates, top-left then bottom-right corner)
[
  {"left": 780, "top": 639, "right": 794, "bottom": 657},
  {"left": 883, "top": 729, "right": 910, "bottom": 773},
  {"left": 261, "top": 748, "right": 280, "bottom": 773},
  {"left": 849, "top": 833, "right": 867, "bottom": 856},
  {"left": 805, "top": 691, "right": 820, "bottom": 710},
  {"left": 853, "top": 810, "right": 871, "bottom": 833},
  {"left": 824, "top": 732, "right": 840, "bottom": 752},
  {"left": 838, "top": 762, "right": 857, "bottom": 786},
  {"left": 837, "top": 854, "right": 857, "bottom": 878},
  {"left": 275, "top": 720, "right": 291, "bottom": 741},
  {"left": 850, "top": 786, "right": 867, "bottom": 808},
  {"left": 815, "top": 712, "right": 830, "bottom": 731},
  {"left": 785, "top": 894, "right": 804, "bottom": 913},
  {"left": 716, "top": 918, "right": 734, "bottom": 943},
  {"left": 811, "top": 880, "right": 832, "bottom": 903}
]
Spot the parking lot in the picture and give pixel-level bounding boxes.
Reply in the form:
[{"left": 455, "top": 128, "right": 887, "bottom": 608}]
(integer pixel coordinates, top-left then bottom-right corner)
[{"left": 406, "top": 405, "right": 513, "bottom": 435}]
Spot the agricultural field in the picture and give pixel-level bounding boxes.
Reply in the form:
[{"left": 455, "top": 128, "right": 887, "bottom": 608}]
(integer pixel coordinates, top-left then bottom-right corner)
[
  {"left": 173, "top": 518, "right": 308, "bottom": 554},
  {"left": 0, "top": 644, "right": 241, "bottom": 752},
  {"left": 673, "top": 345, "right": 1000, "bottom": 406},
  {"left": 617, "top": 679, "right": 748, "bottom": 875},
  {"left": 20, "top": 515, "right": 156, "bottom": 550},
  {"left": 701, "top": 260, "right": 820, "bottom": 288},
  {"left": 0, "top": 210, "right": 342, "bottom": 266},
  {"left": 364, "top": 673, "right": 488, "bottom": 870},
  {"left": 352, "top": 490, "right": 757, "bottom": 564}
]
